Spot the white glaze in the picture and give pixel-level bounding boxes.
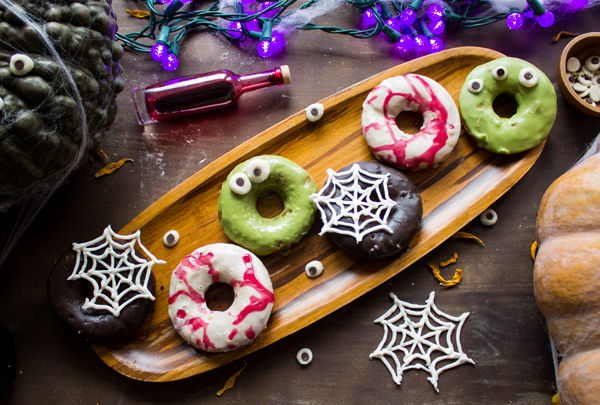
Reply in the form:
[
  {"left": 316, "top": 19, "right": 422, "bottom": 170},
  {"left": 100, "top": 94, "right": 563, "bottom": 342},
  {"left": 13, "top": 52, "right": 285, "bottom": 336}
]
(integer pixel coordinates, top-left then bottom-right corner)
[
  {"left": 68, "top": 225, "right": 164, "bottom": 317},
  {"left": 305, "top": 103, "right": 324, "bottom": 122},
  {"left": 168, "top": 243, "right": 274, "bottom": 352},
  {"left": 310, "top": 164, "right": 397, "bottom": 243},
  {"left": 369, "top": 291, "right": 475, "bottom": 392}
]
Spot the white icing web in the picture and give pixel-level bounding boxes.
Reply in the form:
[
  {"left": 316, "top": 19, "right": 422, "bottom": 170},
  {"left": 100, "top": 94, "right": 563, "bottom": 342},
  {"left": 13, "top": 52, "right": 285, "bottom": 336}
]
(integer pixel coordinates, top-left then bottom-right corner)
[
  {"left": 68, "top": 226, "right": 166, "bottom": 317},
  {"left": 310, "top": 164, "right": 397, "bottom": 243},
  {"left": 369, "top": 291, "right": 475, "bottom": 392}
]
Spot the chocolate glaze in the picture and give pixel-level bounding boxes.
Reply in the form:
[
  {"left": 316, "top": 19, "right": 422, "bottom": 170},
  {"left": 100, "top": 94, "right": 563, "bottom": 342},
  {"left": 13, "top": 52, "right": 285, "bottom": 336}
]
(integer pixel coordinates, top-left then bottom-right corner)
[
  {"left": 318, "top": 161, "right": 422, "bottom": 259},
  {"left": 47, "top": 248, "right": 156, "bottom": 346}
]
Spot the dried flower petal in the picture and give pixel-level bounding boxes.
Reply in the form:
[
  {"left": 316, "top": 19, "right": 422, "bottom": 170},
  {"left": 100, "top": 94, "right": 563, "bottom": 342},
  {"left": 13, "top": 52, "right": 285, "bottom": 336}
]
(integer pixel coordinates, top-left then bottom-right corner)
[
  {"left": 97, "top": 150, "right": 108, "bottom": 160},
  {"left": 126, "top": 9, "right": 151, "bottom": 18},
  {"left": 531, "top": 240, "right": 537, "bottom": 260},
  {"left": 216, "top": 361, "right": 247, "bottom": 396},
  {"left": 440, "top": 252, "right": 458, "bottom": 267},
  {"left": 95, "top": 158, "right": 133, "bottom": 178},
  {"left": 427, "top": 262, "right": 463, "bottom": 287},
  {"left": 452, "top": 232, "right": 484, "bottom": 246},
  {"left": 553, "top": 31, "right": 578, "bottom": 42},
  {"left": 552, "top": 392, "right": 561, "bottom": 404}
]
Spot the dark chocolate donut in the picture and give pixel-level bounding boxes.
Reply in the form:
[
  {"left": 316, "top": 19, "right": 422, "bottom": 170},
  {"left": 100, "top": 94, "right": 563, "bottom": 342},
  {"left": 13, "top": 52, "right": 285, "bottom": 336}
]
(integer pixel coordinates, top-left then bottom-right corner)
[
  {"left": 47, "top": 247, "right": 156, "bottom": 346},
  {"left": 312, "top": 161, "right": 422, "bottom": 259}
]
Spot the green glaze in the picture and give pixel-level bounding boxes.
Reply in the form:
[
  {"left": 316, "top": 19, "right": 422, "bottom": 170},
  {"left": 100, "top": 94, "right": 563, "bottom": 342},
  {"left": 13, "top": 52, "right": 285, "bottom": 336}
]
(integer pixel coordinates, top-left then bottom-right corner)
[
  {"left": 218, "top": 155, "right": 318, "bottom": 256},
  {"left": 459, "top": 57, "right": 557, "bottom": 154}
]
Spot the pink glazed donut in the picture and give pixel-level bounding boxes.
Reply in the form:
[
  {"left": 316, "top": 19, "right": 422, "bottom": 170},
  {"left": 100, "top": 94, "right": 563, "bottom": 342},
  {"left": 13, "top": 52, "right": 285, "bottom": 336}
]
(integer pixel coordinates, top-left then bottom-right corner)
[
  {"left": 361, "top": 74, "right": 461, "bottom": 171},
  {"left": 168, "top": 243, "right": 274, "bottom": 352}
]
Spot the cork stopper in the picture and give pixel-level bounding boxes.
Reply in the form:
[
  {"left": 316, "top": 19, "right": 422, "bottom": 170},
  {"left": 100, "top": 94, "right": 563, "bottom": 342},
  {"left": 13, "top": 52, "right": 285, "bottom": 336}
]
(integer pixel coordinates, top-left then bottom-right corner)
[{"left": 280, "top": 65, "right": 291, "bottom": 85}]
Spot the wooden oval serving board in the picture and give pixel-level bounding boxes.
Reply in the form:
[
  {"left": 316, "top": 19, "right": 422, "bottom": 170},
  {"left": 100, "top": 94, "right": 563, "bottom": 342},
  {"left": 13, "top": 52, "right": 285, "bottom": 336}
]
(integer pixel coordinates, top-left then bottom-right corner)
[{"left": 95, "top": 46, "right": 545, "bottom": 382}]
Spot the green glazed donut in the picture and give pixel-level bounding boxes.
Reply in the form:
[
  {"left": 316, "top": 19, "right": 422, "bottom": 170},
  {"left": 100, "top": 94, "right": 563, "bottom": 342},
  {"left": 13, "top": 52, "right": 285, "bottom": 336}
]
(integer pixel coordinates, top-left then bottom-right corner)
[
  {"left": 459, "top": 57, "right": 557, "bottom": 154},
  {"left": 218, "top": 155, "right": 318, "bottom": 256}
]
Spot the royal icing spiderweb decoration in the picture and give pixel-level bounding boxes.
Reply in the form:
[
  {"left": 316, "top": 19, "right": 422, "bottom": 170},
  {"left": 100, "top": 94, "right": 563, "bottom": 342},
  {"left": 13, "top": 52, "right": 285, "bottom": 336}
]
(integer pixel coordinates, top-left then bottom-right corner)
[
  {"left": 310, "top": 163, "right": 397, "bottom": 243},
  {"left": 369, "top": 291, "right": 475, "bottom": 392},
  {"left": 68, "top": 226, "right": 166, "bottom": 317}
]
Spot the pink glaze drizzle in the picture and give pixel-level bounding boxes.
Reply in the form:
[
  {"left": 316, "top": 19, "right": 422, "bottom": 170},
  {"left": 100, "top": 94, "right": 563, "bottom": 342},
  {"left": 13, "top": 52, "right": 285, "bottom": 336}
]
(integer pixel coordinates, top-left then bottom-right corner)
[
  {"left": 366, "top": 75, "right": 450, "bottom": 170},
  {"left": 231, "top": 254, "right": 275, "bottom": 326},
  {"left": 245, "top": 326, "right": 256, "bottom": 339},
  {"left": 228, "top": 328, "right": 238, "bottom": 340},
  {"left": 182, "top": 251, "right": 220, "bottom": 283}
]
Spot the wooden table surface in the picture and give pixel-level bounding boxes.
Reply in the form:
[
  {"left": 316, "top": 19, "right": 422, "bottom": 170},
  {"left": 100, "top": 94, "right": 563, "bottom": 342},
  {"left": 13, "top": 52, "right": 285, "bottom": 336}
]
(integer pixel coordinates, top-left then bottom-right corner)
[{"left": 1, "top": 3, "right": 599, "bottom": 404}]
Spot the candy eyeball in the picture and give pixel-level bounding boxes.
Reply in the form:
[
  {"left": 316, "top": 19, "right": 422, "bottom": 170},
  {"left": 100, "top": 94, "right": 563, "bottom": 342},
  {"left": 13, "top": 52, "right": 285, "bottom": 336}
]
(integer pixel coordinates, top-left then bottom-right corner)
[
  {"left": 480, "top": 208, "right": 497, "bottom": 226},
  {"left": 305, "top": 103, "right": 324, "bottom": 122},
  {"left": 0, "top": 97, "right": 4, "bottom": 112},
  {"left": 246, "top": 159, "right": 270, "bottom": 183},
  {"left": 229, "top": 173, "right": 251, "bottom": 195},
  {"left": 492, "top": 66, "right": 508, "bottom": 81},
  {"left": 585, "top": 55, "right": 600, "bottom": 72},
  {"left": 10, "top": 54, "right": 34, "bottom": 76},
  {"left": 305, "top": 260, "right": 324, "bottom": 278},
  {"left": 467, "top": 79, "right": 484, "bottom": 94},
  {"left": 567, "top": 57, "right": 581, "bottom": 73},
  {"left": 518, "top": 68, "right": 538, "bottom": 88},
  {"left": 163, "top": 230, "right": 180, "bottom": 247},
  {"left": 296, "top": 348, "right": 313, "bottom": 365}
]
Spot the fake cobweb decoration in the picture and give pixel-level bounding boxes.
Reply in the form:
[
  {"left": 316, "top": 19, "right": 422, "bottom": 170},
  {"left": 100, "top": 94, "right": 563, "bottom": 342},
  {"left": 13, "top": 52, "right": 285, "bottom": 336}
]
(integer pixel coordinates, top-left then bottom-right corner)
[
  {"left": 68, "top": 226, "right": 166, "bottom": 317},
  {"left": 369, "top": 291, "right": 475, "bottom": 392},
  {"left": 310, "top": 163, "right": 397, "bottom": 243}
]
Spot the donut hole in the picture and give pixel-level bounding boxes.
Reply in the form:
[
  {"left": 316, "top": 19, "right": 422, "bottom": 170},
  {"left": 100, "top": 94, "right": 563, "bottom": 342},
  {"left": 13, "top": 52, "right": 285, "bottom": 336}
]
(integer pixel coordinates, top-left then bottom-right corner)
[
  {"left": 256, "top": 191, "right": 285, "bottom": 218},
  {"left": 492, "top": 93, "right": 518, "bottom": 119},
  {"left": 395, "top": 111, "right": 424, "bottom": 134},
  {"left": 205, "top": 282, "right": 234, "bottom": 312}
]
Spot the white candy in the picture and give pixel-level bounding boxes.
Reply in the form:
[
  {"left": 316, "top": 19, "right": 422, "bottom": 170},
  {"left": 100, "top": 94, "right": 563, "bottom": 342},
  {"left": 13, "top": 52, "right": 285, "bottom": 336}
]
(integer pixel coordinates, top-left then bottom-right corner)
[
  {"left": 593, "top": 75, "right": 600, "bottom": 86},
  {"left": 0, "top": 97, "right": 4, "bottom": 112},
  {"left": 9, "top": 53, "right": 34, "bottom": 76},
  {"left": 246, "top": 159, "right": 270, "bottom": 183},
  {"left": 578, "top": 72, "right": 593, "bottom": 87},
  {"left": 467, "top": 79, "right": 484, "bottom": 93},
  {"left": 585, "top": 55, "right": 600, "bottom": 72},
  {"left": 590, "top": 85, "right": 600, "bottom": 102},
  {"left": 296, "top": 348, "right": 313, "bottom": 365},
  {"left": 584, "top": 98, "right": 597, "bottom": 107},
  {"left": 573, "top": 82, "right": 588, "bottom": 93},
  {"left": 492, "top": 66, "right": 508, "bottom": 81},
  {"left": 579, "top": 87, "right": 591, "bottom": 98},
  {"left": 567, "top": 57, "right": 581, "bottom": 72},
  {"left": 305, "top": 260, "right": 324, "bottom": 278},
  {"left": 480, "top": 208, "right": 497, "bottom": 226},
  {"left": 305, "top": 103, "right": 324, "bottom": 122},
  {"left": 229, "top": 172, "right": 251, "bottom": 195},
  {"left": 518, "top": 68, "right": 538, "bottom": 88},
  {"left": 163, "top": 230, "right": 180, "bottom": 247}
]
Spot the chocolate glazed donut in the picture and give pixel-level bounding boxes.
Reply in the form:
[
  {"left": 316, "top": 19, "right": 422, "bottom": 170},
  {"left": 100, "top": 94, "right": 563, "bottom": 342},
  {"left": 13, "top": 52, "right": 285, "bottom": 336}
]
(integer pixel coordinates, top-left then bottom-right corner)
[
  {"left": 47, "top": 248, "right": 156, "bottom": 346},
  {"left": 318, "top": 161, "right": 423, "bottom": 259}
]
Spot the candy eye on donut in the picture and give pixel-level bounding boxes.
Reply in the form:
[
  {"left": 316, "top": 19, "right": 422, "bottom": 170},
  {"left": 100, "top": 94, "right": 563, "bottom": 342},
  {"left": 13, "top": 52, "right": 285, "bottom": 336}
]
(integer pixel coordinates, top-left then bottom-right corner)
[
  {"left": 492, "top": 66, "right": 508, "bottom": 81},
  {"left": 229, "top": 173, "right": 252, "bottom": 195},
  {"left": 518, "top": 68, "right": 539, "bottom": 88},
  {"left": 246, "top": 159, "right": 270, "bottom": 183},
  {"left": 467, "top": 79, "right": 484, "bottom": 94}
]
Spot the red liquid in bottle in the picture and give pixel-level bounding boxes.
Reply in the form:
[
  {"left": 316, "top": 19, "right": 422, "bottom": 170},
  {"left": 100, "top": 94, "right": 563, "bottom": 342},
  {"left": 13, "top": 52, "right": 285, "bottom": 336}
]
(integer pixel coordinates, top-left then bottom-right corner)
[{"left": 132, "top": 66, "right": 290, "bottom": 125}]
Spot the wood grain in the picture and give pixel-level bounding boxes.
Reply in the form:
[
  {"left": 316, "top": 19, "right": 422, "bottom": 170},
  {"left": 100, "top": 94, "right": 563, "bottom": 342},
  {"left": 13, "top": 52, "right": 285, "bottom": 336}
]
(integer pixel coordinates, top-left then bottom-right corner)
[{"left": 93, "top": 46, "right": 545, "bottom": 382}]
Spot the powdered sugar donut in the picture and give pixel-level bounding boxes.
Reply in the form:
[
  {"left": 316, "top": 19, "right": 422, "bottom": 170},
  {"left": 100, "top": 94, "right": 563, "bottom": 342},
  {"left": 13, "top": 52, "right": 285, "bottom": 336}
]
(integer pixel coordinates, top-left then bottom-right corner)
[
  {"left": 362, "top": 74, "right": 461, "bottom": 171},
  {"left": 168, "top": 243, "right": 274, "bottom": 352}
]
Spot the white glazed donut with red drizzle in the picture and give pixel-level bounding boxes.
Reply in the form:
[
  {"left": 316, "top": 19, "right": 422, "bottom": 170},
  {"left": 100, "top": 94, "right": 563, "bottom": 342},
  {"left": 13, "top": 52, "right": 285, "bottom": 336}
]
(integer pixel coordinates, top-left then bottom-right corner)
[
  {"left": 168, "top": 243, "right": 274, "bottom": 352},
  {"left": 362, "top": 74, "right": 461, "bottom": 171}
]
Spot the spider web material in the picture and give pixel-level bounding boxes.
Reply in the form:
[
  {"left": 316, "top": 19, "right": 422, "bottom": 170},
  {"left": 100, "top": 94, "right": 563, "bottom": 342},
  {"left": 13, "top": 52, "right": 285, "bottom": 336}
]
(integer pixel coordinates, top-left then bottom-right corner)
[
  {"left": 369, "top": 291, "right": 475, "bottom": 392},
  {"left": 310, "top": 163, "right": 397, "bottom": 243},
  {"left": 68, "top": 226, "right": 166, "bottom": 317}
]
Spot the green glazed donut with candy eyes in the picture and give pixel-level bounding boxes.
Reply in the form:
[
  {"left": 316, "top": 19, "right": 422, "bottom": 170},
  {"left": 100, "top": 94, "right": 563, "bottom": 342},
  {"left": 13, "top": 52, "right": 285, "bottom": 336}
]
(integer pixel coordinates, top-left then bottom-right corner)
[
  {"left": 218, "top": 155, "right": 318, "bottom": 256},
  {"left": 459, "top": 57, "right": 557, "bottom": 154}
]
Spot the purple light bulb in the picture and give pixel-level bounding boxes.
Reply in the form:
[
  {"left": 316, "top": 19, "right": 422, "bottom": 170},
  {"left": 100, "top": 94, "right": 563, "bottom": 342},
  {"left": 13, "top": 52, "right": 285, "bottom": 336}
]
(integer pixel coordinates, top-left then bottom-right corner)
[
  {"left": 400, "top": 8, "right": 416, "bottom": 25},
  {"left": 412, "top": 34, "right": 428, "bottom": 52},
  {"left": 157, "top": 0, "right": 170, "bottom": 4},
  {"left": 180, "top": 0, "right": 193, "bottom": 3},
  {"left": 241, "top": 0, "right": 254, "bottom": 5},
  {"left": 506, "top": 11, "right": 523, "bottom": 29},
  {"left": 427, "top": 4, "right": 444, "bottom": 21},
  {"left": 228, "top": 21, "right": 244, "bottom": 40},
  {"left": 429, "top": 19, "right": 445, "bottom": 35},
  {"left": 428, "top": 37, "right": 443, "bottom": 53},
  {"left": 271, "top": 31, "right": 285, "bottom": 51},
  {"left": 162, "top": 53, "right": 179, "bottom": 71},
  {"left": 257, "top": 39, "right": 274, "bottom": 58},
  {"left": 396, "top": 34, "right": 413, "bottom": 53},
  {"left": 385, "top": 18, "right": 400, "bottom": 32},
  {"left": 261, "top": 1, "right": 278, "bottom": 18},
  {"left": 362, "top": 5, "right": 381, "bottom": 27},
  {"left": 245, "top": 19, "right": 260, "bottom": 32},
  {"left": 150, "top": 42, "right": 168, "bottom": 61},
  {"left": 537, "top": 10, "right": 555, "bottom": 27}
]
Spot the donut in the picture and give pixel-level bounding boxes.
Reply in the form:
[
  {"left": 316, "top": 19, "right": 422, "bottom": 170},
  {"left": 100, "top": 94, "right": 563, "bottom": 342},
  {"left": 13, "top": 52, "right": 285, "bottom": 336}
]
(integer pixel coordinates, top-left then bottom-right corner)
[
  {"left": 361, "top": 74, "right": 461, "bottom": 171},
  {"left": 459, "top": 57, "right": 557, "bottom": 154},
  {"left": 310, "top": 161, "right": 422, "bottom": 259},
  {"left": 47, "top": 227, "right": 160, "bottom": 345},
  {"left": 168, "top": 243, "right": 274, "bottom": 352},
  {"left": 218, "top": 155, "right": 318, "bottom": 256}
]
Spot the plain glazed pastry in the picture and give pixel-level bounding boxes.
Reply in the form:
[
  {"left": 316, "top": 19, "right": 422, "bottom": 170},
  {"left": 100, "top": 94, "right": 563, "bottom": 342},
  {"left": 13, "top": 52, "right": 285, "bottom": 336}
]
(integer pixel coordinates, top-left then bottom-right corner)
[
  {"left": 459, "top": 57, "right": 557, "bottom": 154},
  {"left": 310, "top": 161, "right": 422, "bottom": 259},
  {"left": 362, "top": 74, "right": 461, "bottom": 171},
  {"left": 47, "top": 226, "right": 162, "bottom": 345},
  {"left": 168, "top": 243, "right": 274, "bottom": 352},
  {"left": 218, "top": 155, "right": 318, "bottom": 256}
]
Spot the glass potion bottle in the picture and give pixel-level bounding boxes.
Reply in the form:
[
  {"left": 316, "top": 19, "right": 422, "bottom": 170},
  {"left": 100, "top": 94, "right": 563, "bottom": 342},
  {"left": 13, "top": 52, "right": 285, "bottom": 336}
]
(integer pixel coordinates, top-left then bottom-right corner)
[{"left": 132, "top": 65, "right": 291, "bottom": 125}]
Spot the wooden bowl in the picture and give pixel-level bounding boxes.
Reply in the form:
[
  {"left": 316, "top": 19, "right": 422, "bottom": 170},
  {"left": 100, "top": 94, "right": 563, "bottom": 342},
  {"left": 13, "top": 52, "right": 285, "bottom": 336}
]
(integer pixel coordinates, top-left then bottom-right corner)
[{"left": 557, "top": 32, "right": 600, "bottom": 117}]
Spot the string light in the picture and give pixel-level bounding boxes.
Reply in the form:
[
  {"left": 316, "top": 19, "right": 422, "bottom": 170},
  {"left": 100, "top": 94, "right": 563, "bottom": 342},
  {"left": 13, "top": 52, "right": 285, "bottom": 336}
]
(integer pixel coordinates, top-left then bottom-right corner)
[
  {"left": 400, "top": 0, "right": 424, "bottom": 25},
  {"left": 162, "top": 42, "right": 179, "bottom": 71},
  {"left": 527, "top": 0, "right": 555, "bottom": 27},
  {"left": 506, "top": 8, "right": 524, "bottom": 30},
  {"left": 404, "top": 24, "right": 428, "bottom": 53},
  {"left": 150, "top": 26, "right": 170, "bottom": 61},
  {"left": 418, "top": 20, "right": 443, "bottom": 53}
]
